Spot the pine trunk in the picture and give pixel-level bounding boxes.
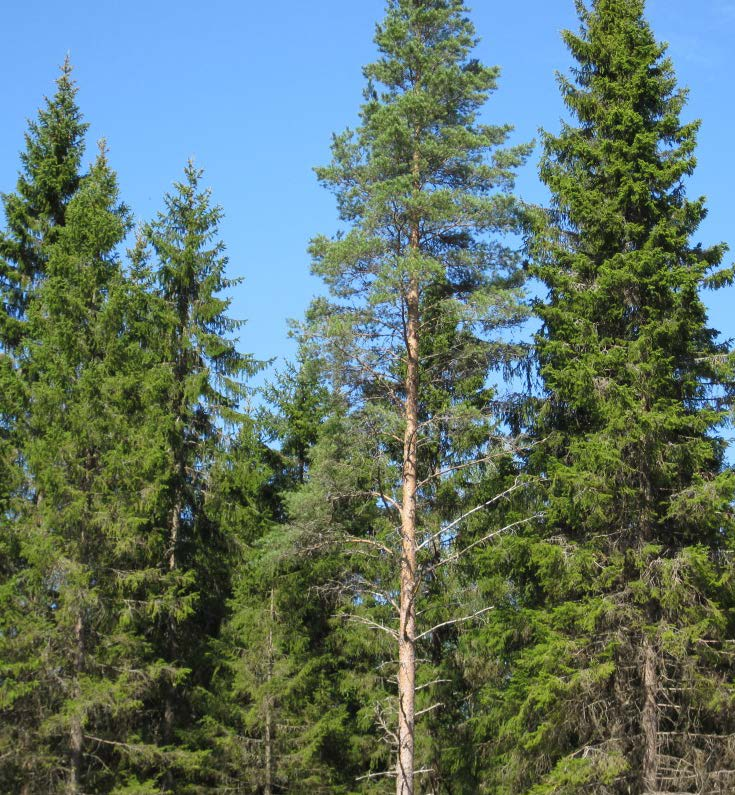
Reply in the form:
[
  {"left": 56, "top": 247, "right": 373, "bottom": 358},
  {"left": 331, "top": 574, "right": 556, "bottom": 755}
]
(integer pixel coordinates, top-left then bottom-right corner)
[
  {"left": 642, "top": 636, "right": 659, "bottom": 792},
  {"left": 396, "top": 269, "right": 419, "bottom": 795}
]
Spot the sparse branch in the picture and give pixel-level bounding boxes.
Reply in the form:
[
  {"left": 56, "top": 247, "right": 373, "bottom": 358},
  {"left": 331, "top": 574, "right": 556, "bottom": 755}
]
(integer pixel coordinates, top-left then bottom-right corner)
[
  {"left": 414, "top": 606, "right": 495, "bottom": 642},
  {"left": 425, "top": 513, "right": 543, "bottom": 571},
  {"left": 417, "top": 482, "right": 526, "bottom": 550},
  {"left": 339, "top": 613, "right": 399, "bottom": 639},
  {"left": 415, "top": 703, "right": 443, "bottom": 718},
  {"left": 343, "top": 533, "right": 396, "bottom": 558}
]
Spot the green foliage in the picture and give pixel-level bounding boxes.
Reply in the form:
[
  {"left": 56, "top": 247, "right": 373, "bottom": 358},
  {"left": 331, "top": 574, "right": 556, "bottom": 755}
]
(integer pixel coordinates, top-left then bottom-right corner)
[
  {"left": 302, "top": 0, "right": 532, "bottom": 788},
  {"left": 0, "top": 57, "right": 87, "bottom": 349},
  {"left": 475, "top": 2, "right": 735, "bottom": 792},
  {"left": 2, "top": 7, "right": 735, "bottom": 794}
]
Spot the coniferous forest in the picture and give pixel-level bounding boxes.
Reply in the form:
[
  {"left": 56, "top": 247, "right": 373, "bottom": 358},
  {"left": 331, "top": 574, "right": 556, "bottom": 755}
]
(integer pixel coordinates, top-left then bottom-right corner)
[{"left": 2, "top": 1, "right": 735, "bottom": 793}]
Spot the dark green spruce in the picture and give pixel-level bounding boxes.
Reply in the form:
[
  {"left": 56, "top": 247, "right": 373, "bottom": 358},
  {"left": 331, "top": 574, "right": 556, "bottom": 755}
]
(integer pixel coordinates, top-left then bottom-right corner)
[
  {"left": 476, "top": 1, "right": 735, "bottom": 792},
  {"left": 0, "top": 56, "right": 87, "bottom": 350},
  {"left": 0, "top": 65, "right": 89, "bottom": 788},
  {"left": 139, "top": 161, "right": 259, "bottom": 791}
]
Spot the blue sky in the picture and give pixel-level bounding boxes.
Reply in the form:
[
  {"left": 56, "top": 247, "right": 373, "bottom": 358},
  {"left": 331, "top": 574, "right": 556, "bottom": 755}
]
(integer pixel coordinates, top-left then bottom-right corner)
[{"left": 2, "top": 0, "right": 734, "bottom": 378}]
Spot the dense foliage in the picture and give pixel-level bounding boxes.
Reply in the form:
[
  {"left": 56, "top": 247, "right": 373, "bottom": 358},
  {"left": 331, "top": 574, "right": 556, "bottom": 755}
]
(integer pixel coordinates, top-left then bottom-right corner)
[{"left": 0, "top": 2, "right": 733, "bottom": 794}]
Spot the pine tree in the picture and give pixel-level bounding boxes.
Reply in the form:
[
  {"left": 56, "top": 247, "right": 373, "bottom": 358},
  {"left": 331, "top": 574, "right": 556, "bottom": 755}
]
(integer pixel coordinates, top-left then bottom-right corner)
[
  {"left": 303, "top": 1, "right": 530, "bottom": 791},
  {"left": 479, "top": 1, "right": 735, "bottom": 792}
]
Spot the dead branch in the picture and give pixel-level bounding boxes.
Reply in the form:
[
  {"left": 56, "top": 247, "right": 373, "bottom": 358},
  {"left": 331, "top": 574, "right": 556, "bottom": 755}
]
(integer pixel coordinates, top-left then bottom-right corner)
[
  {"left": 425, "top": 513, "right": 543, "bottom": 569},
  {"left": 414, "top": 605, "right": 495, "bottom": 641},
  {"left": 416, "top": 480, "right": 525, "bottom": 550}
]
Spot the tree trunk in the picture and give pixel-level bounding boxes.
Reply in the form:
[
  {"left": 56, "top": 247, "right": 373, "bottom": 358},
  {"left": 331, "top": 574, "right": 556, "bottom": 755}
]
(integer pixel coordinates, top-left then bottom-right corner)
[
  {"left": 264, "top": 588, "right": 275, "bottom": 795},
  {"left": 163, "top": 501, "right": 181, "bottom": 791},
  {"left": 169, "top": 499, "right": 180, "bottom": 572},
  {"left": 641, "top": 635, "right": 659, "bottom": 792},
  {"left": 68, "top": 613, "right": 84, "bottom": 794},
  {"left": 397, "top": 271, "right": 419, "bottom": 795},
  {"left": 396, "top": 130, "right": 422, "bottom": 795}
]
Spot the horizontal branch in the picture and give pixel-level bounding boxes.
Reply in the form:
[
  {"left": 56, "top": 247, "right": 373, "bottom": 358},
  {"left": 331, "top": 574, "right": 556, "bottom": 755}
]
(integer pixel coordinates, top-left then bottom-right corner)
[
  {"left": 356, "top": 768, "right": 434, "bottom": 782},
  {"left": 338, "top": 612, "right": 399, "bottom": 639},
  {"left": 416, "top": 702, "right": 444, "bottom": 718}
]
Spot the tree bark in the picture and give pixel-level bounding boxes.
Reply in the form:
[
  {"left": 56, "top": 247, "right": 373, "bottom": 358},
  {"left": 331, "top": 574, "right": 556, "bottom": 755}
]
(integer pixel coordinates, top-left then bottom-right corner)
[
  {"left": 68, "top": 613, "right": 84, "bottom": 794},
  {"left": 396, "top": 124, "right": 422, "bottom": 795},
  {"left": 396, "top": 263, "right": 420, "bottom": 795},
  {"left": 641, "top": 635, "right": 659, "bottom": 793}
]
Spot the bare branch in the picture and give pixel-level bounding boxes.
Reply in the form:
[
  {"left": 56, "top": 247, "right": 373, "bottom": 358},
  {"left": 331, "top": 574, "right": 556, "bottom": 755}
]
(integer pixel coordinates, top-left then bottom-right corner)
[
  {"left": 426, "top": 513, "right": 543, "bottom": 570},
  {"left": 343, "top": 533, "right": 396, "bottom": 558},
  {"left": 415, "top": 702, "right": 444, "bottom": 718},
  {"left": 414, "top": 606, "right": 495, "bottom": 642},
  {"left": 338, "top": 613, "right": 399, "bottom": 639},
  {"left": 417, "top": 480, "right": 525, "bottom": 550}
]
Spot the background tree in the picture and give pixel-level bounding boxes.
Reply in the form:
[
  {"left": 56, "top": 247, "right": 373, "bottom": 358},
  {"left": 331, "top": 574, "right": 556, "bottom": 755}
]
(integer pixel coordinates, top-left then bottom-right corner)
[
  {"left": 139, "top": 161, "right": 259, "bottom": 790},
  {"left": 477, "top": 1, "right": 735, "bottom": 792},
  {"left": 205, "top": 340, "right": 372, "bottom": 794},
  {"left": 302, "top": 0, "right": 531, "bottom": 791},
  {"left": 0, "top": 65, "right": 89, "bottom": 788},
  {"left": 0, "top": 57, "right": 87, "bottom": 350}
]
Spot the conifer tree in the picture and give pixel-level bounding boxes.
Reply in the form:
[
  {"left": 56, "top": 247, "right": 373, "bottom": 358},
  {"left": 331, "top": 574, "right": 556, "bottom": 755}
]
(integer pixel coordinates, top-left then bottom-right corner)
[
  {"left": 479, "top": 2, "right": 735, "bottom": 792},
  {"left": 0, "top": 57, "right": 87, "bottom": 349},
  {"left": 0, "top": 145, "right": 147, "bottom": 793},
  {"left": 206, "top": 342, "right": 366, "bottom": 794},
  {"left": 302, "top": 1, "right": 530, "bottom": 791},
  {"left": 0, "top": 67, "right": 89, "bottom": 788},
  {"left": 140, "top": 161, "right": 258, "bottom": 787}
]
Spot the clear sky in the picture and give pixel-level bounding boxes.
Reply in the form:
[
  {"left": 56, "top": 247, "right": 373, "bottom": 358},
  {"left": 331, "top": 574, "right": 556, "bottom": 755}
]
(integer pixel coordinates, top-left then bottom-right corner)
[{"left": 2, "top": 0, "right": 734, "bottom": 377}]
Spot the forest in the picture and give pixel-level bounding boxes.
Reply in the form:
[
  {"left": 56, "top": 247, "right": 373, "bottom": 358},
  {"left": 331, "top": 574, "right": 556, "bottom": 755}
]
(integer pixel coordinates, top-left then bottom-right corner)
[{"left": 1, "top": 0, "right": 734, "bottom": 793}]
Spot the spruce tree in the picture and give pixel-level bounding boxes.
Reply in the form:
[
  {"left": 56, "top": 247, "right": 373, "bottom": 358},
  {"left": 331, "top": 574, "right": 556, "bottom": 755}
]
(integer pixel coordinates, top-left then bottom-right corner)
[
  {"left": 0, "top": 56, "right": 87, "bottom": 349},
  {"left": 302, "top": 1, "right": 530, "bottom": 791},
  {"left": 0, "top": 66, "right": 89, "bottom": 788},
  {"left": 140, "top": 161, "right": 258, "bottom": 788},
  {"left": 0, "top": 145, "right": 147, "bottom": 793},
  {"left": 479, "top": 1, "right": 735, "bottom": 792}
]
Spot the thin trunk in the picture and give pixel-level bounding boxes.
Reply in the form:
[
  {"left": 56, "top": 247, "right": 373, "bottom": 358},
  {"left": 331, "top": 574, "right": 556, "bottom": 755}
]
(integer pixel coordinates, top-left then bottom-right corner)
[
  {"left": 395, "top": 123, "right": 423, "bottom": 795},
  {"left": 641, "top": 636, "right": 659, "bottom": 792},
  {"left": 68, "top": 613, "right": 84, "bottom": 794},
  {"left": 169, "top": 499, "right": 180, "bottom": 572},
  {"left": 264, "top": 588, "right": 275, "bottom": 795},
  {"left": 163, "top": 500, "right": 181, "bottom": 791},
  {"left": 396, "top": 189, "right": 421, "bottom": 793}
]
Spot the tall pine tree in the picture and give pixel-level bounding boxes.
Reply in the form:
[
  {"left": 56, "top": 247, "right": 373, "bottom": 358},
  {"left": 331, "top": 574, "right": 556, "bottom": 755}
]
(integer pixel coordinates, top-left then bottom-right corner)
[{"left": 302, "top": 0, "right": 530, "bottom": 791}]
